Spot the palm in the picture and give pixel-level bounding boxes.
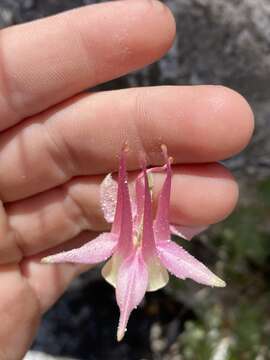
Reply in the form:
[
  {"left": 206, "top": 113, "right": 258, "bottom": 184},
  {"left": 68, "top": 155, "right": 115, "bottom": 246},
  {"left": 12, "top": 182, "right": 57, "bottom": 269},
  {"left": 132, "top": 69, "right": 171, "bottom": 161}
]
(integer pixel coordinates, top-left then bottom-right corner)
[{"left": 0, "top": 1, "right": 253, "bottom": 359}]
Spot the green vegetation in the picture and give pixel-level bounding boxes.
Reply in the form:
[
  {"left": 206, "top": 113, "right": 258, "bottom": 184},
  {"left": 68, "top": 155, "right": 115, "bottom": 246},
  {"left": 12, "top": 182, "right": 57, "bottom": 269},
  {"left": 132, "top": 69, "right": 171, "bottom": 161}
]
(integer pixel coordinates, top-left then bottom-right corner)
[{"left": 169, "top": 179, "right": 270, "bottom": 360}]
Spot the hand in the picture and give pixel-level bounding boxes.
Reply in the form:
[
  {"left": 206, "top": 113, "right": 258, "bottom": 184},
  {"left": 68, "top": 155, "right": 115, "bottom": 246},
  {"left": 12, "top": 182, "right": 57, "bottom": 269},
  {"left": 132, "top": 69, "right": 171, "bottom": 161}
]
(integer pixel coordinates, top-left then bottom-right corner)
[{"left": 0, "top": 0, "right": 254, "bottom": 358}]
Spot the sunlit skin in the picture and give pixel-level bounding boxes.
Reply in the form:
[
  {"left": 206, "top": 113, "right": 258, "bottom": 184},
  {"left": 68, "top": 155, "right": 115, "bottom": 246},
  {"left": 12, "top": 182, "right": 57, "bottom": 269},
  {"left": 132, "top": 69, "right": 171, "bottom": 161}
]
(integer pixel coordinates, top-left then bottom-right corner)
[{"left": 0, "top": 0, "right": 254, "bottom": 358}]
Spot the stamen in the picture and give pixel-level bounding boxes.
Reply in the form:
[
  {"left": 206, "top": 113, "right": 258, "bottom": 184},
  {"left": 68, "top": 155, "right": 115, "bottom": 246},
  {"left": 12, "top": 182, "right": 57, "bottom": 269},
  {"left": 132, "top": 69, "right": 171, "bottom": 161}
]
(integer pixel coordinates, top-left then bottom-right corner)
[
  {"left": 122, "top": 141, "right": 129, "bottom": 152},
  {"left": 133, "top": 222, "right": 143, "bottom": 247},
  {"left": 147, "top": 172, "right": 154, "bottom": 194},
  {"left": 161, "top": 144, "right": 173, "bottom": 165},
  {"left": 161, "top": 144, "right": 168, "bottom": 160}
]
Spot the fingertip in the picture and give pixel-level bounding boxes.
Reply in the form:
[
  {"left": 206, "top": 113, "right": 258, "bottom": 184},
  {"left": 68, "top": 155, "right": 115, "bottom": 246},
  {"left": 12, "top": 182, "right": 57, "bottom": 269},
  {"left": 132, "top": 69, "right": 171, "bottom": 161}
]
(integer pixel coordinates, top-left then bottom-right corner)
[
  {"left": 204, "top": 86, "right": 255, "bottom": 157},
  {"left": 207, "top": 163, "right": 239, "bottom": 223},
  {"left": 188, "top": 162, "right": 239, "bottom": 224},
  {"left": 129, "top": 0, "right": 176, "bottom": 61},
  {"left": 155, "top": 0, "right": 177, "bottom": 52},
  {"left": 231, "top": 87, "right": 254, "bottom": 151},
  {"left": 153, "top": 162, "right": 239, "bottom": 226},
  {"left": 75, "top": 0, "right": 176, "bottom": 74}
]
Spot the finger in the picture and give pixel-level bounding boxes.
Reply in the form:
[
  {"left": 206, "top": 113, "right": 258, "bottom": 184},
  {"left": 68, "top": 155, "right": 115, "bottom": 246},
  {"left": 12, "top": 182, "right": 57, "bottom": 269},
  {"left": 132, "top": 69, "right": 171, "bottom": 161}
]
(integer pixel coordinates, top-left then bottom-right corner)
[
  {"left": 0, "top": 264, "right": 41, "bottom": 359},
  {"left": 20, "top": 232, "right": 95, "bottom": 313},
  {"left": 0, "top": 0, "right": 175, "bottom": 131},
  {"left": 0, "top": 86, "right": 253, "bottom": 202},
  {"left": 0, "top": 236, "right": 93, "bottom": 360},
  {"left": 6, "top": 163, "right": 238, "bottom": 261},
  {"left": 0, "top": 201, "right": 22, "bottom": 263}
]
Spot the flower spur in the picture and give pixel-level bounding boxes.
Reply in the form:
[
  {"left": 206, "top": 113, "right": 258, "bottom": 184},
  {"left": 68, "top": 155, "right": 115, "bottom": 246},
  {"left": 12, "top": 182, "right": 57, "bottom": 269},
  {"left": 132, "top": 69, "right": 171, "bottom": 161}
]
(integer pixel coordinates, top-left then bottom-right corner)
[{"left": 42, "top": 146, "right": 225, "bottom": 341}]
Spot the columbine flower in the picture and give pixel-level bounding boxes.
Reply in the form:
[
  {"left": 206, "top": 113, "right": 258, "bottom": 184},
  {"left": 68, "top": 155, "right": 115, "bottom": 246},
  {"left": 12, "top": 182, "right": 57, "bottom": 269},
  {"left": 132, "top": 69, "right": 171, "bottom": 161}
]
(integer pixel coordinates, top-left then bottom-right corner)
[{"left": 42, "top": 146, "right": 225, "bottom": 341}]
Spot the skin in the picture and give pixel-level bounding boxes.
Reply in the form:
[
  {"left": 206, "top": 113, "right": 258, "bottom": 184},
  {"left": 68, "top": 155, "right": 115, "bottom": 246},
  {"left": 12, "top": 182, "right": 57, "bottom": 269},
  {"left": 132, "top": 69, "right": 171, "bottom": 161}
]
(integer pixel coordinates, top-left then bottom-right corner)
[{"left": 0, "top": 0, "right": 254, "bottom": 358}]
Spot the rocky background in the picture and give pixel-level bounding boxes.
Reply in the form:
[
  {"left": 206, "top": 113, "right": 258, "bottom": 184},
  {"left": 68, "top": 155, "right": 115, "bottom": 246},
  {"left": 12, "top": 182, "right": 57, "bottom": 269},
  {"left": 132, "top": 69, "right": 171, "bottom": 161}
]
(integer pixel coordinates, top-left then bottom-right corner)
[{"left": 0, "top": 1, "right": 269, "bottom": 359}]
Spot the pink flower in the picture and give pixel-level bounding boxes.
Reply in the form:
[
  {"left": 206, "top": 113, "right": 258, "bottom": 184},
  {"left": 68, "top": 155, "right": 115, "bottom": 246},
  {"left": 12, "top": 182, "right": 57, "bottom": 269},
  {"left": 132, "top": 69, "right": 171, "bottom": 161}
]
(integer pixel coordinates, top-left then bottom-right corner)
[{"left": 42, "top": 146, "right": 225, "bottom": 341}]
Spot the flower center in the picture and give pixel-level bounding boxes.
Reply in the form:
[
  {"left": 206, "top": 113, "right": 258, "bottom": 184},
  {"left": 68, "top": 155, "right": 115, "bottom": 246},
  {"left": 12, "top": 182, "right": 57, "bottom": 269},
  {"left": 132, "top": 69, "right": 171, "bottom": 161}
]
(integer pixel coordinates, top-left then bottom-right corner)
[
  {"left": 148, "top": 172, "right": 154, "bottom": 198},
  {"left": 133, "top": 222, "right": 143, "bottom": 248}
]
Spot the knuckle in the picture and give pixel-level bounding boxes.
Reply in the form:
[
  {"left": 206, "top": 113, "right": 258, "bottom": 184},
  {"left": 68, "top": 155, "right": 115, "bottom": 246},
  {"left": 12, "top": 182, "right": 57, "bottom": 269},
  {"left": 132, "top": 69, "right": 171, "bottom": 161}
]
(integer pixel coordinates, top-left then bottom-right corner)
[
  {"left": 42, "top": 121, "right": 77, "bottom": 179},
  {"left": 132, "top": 89, "right": 152, "bottom": 162}
]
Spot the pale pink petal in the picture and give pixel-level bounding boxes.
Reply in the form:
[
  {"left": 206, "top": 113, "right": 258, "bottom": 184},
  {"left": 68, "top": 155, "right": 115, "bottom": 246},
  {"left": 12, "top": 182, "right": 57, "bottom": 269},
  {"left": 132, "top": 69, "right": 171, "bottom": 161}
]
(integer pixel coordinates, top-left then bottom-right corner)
[
  {"left": 100, "top": 172, "right": 136, "bottom": 223},
  {"left": 153, "top": 152, "right": 172, "bottom": 242},
  {"left": 100, "top": 173, "right": 118, "bottom": 223},
  {"left": 116, "top": 250, "right": 148, "bottom": 341},
  {"left": 157, "top": 240, "right": 226, "bottom": 287},
  {"left": 134, "top": 153, "right": 155, "bottom": 226},
  {"left": 42, "top": 233, "right": 118, "bottom": 264},
  {"left": 113, "top": 148, "right": 133, "bottom": 256},
  {"left": 170, "top": 225, "right": 209, "bottom": 241},
  {"left": 111, "top": 148, "right": 130, "bottom": 234}
]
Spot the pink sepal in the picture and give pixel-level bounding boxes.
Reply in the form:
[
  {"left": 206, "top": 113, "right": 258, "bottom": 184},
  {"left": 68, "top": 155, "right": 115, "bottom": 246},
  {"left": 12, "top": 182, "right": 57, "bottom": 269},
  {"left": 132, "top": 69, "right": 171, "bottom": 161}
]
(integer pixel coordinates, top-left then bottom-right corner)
[
  {"left": 42, "top": 233, "right": 118, "bottom": 264},
  {"left": 157, "top": 240, "right": 225, "bottom": 287},
  {"left": 116, "top": 249, "right": 148, "bottom": 341},
  {"left": 170, "top": 225, "right": 209, "bottom": 241}
]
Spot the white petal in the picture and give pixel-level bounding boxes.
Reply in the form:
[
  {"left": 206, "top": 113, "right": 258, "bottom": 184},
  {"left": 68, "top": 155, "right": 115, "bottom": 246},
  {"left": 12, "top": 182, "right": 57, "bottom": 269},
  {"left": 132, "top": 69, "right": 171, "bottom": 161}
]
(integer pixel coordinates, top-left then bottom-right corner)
[
  {"left": 147, "top": 256, "right": 169, "bottom": 291},
  {"left": 101, "top": 253, "right": 122, "bottom": 287}
]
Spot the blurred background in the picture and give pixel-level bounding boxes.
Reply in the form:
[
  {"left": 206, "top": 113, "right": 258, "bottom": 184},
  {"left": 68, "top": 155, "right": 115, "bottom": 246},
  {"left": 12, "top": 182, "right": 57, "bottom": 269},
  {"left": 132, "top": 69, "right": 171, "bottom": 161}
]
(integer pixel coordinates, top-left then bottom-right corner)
[{"left": 1, "top": 0, "right": 269, "bottom": 359}]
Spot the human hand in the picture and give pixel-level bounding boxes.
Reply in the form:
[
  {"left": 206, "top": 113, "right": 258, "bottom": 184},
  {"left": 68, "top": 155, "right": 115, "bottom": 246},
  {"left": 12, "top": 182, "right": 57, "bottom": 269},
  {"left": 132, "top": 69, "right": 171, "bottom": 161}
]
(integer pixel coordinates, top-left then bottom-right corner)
[{"left": 0, "top": 0, "right": 254, "bottom": 358}]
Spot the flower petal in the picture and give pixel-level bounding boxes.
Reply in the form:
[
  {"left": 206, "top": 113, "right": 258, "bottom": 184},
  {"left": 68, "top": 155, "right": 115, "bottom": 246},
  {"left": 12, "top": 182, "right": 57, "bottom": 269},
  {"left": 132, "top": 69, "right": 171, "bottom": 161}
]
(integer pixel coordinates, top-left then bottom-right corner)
[
  {"left": 116, "top": 250, "right": 148, "bottom": 341},
  {"left": 113, "top": 147, "right": 133, "bottom": 256},
  {"left": 147, "top": 257, "right": 169, "bottom": 291},
  {"left": 42, "top": 233, "right": 118, "bottom": 264},
  {"left": 100, "top": 173, "right": 137, "bottom": 223},
  {"left": 100, "top": 173, "right": 118, "bottom": 223},
  {"left": 134, "top": 171, "right": 145, "bottom": 227},
  {"left": 141, "top": 166, "right": 156, "bottom": 260},
  {"left": 157, "top": 240, "right": 226, "bottom": 287},
  {"left": 170, "top": 225, "right": 209, "bottom": 241},
  {"left": 153, "top": 151, "right": 172, "bottom": 242},
  {"left": 101, "top": 252, "right": 122, "bottom": 287}
]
